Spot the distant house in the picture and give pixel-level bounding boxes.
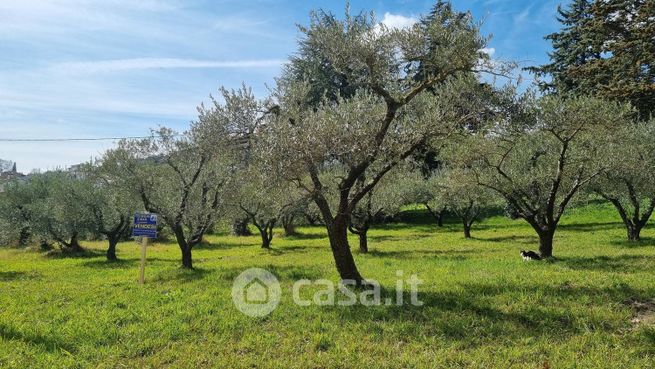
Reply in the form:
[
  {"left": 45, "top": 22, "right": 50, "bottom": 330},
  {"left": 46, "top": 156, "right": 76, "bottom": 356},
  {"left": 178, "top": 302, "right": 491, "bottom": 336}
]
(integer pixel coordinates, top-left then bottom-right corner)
[
  {"left": 67, "top": 163, "right": 86, "bottom": 179},
  {"left": 0, "top": 163, "right": 28, "bottom": 192}
]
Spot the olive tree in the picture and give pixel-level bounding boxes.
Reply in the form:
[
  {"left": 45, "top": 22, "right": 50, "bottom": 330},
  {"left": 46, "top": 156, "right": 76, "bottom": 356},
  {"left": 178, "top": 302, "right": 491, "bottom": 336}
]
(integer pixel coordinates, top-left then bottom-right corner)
[
  {"left": 436, "top": 168, "right": 497, "bottom": 238},
  {"left": 193, "top": 84, "right": 298, "bottom": 247},
  {"left": 457, "top": 94, "right": 629, "bottom": 257},
  {"left": 302, "top": 201, "right": 323, "bottom": 226},
  {"left": 348, "top": 168, "right": 406, "bottom": 253},
  {"left": 231, "top": 218, "right": 252, "bottom": 236},
  {"left": 399, "top": 169, "right": 446, "bottom": 228},
  {"left": 593, "top": 118, "right": 655, "bottom": 241},
  {"left": 261, "top": 5, "right": 485, "bottom": 284},
  {"left": 28, "top": 172, "right": 95, "bottom": 252},
  {"left": 278, "top": 195, "right": 309, "bottom": 237},
  {"left": 80, "top": 164, "right": 138, "bottom": 261},
  {"left": 0, "top": 179, "right": 43, "bottom": 247},
  {"left": 232, "top": 167, "right": 304, "bottom": 249},
  {"left": 103, "top": 128, "right": 232, "bottom": 268}
]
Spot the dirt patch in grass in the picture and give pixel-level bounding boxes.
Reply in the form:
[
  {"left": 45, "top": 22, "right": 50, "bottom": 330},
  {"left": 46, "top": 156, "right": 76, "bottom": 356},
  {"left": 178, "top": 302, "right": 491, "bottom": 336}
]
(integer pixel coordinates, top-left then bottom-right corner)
[{"left": 625, "top": 298, "right": 655, "bottom": 328}]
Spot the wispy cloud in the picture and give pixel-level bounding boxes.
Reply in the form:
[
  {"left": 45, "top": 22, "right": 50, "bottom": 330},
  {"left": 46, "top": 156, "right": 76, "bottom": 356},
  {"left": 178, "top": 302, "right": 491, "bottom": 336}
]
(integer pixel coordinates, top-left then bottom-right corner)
[
  {"left": 0, "top": 0, "right": 563, "bottom": 172},
  {"left": 513, "top": 7, "right": 532, "bottom": 24},
  {"left": 54, "top": 58, "right": 287, "bottom": 73}
]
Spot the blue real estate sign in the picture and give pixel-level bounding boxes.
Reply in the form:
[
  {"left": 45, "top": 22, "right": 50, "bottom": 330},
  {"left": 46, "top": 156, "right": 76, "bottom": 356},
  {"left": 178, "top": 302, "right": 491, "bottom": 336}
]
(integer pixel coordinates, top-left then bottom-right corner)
[{"left": 132, "top": 213, "right": 158, "bottom": 238}]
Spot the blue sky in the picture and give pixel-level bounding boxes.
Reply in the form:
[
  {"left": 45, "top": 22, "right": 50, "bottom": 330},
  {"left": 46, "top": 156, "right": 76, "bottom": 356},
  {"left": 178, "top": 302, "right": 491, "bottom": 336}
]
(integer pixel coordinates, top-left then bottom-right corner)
[{"left": 0, "top": 0, "right": 562, "bottom": 172}]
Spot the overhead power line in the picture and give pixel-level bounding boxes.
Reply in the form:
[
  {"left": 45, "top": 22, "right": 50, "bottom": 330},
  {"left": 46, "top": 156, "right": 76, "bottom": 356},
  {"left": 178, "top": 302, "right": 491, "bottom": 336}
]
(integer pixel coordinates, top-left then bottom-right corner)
[{"left": 0, "top": 135, "right": 163, "bottom": 142}]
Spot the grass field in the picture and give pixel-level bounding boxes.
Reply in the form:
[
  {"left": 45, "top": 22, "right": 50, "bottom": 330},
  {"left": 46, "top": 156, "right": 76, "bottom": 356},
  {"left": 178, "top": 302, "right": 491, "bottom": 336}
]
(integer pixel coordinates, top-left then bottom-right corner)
[{"left": 1, "top": 203, "right": 654, "bottom": 368}]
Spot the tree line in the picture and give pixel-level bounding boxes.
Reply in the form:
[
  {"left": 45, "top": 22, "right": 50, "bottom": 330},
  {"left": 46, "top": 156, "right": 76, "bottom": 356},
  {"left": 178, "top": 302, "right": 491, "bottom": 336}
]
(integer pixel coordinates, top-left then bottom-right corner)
[{"left": 0, "top": 1, "right": 653, "bottom": 286}]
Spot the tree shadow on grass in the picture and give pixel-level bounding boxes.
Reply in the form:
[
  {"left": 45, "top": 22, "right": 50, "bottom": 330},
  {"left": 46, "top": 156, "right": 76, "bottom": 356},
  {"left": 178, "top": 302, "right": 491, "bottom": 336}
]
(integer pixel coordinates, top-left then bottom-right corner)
[
  {"left": 364, "top": 249, "right": 478, "bottom": 260},
  {"left": 0, "top": 271, "right": 41, "bottom": 282},
  {"left": 557, "top": 254, "right": 655, "bottom": 273},
  {"left": 0, "top": 323, "right": 76, "bottom": 354},
  {"left": 374, "top": 222, "right": 441, "bottom": 234},
  {"left": 610, "top": 237, "right": 655, "bottom": 248},
  {"left": 255, "top": 245, "right": 312, "bottom": 256},
  {"left": 280, "top": 233, "right": 326, "bottom": 241},
  {"left": 558, "top": 221, "right": 623, "bottom": 232},
  {"left": 194, "top": 240, "right": 260, "bottom": 250},
  {"left": 463, "top": 222, "right": 526, "bottom": 231},
  {"left": 43, "top": 249, "right": 105, "bottom": 259},
  {"left": 476, "top": 234, "right": 538, "bottom": 245},
  {"left": 323, "top": 281, "right": 650, "bottom": 342},
  {"left": 81, "top": 257, "right": 181, "bottom": 269},
  {"left": 217, "top": 264, "right": 325, "bottom": 282},
  {"left": 80, "top": 258, "right": 139, "bottom": 269},
  {"left": 368, "top": 234, "right": 434, "bottom": 243},
  {"left": 151, "top": 267, "right": 213, "bottom": 284}
]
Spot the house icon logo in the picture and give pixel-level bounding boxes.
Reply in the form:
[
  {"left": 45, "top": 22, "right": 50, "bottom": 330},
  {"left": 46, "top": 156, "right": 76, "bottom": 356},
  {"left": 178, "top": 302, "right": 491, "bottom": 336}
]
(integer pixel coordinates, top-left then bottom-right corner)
[{"left": 231, "top": 268, "right": 281, "bottom": 317}]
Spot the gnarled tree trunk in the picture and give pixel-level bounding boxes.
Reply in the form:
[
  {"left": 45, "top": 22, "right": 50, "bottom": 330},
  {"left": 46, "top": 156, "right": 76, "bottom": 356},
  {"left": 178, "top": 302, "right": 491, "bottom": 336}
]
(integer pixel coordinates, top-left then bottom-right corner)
[
  {"left": 460, "top": 202, "right": 478, "bottom": 239},
  {"left": 425, "top": 203, "right": 444, "bottom": 227},
  {"left": 65, "top": 232, "right": 83, "bottom": 253},
  {"left": 102, "top": 216, "right": 128, "bottom": 262},
  {"left": 257, "top": 221, "right": 275, "bottom": 249},
  {"left": 107, "top": 237, "right": 119, "bottom": 261},
  {"left": 282, "top": 214, "right": 297, "bottom": 236},
  {"left": 231, "top": 218, "right": 251, "bottom": 236},
  {"left": 173, "top": 225, "right": 193, "bottom": 269},
  {"left": 327, "top": 215, "right": 364, "bottom": 283},
  {"left": 627, "top": 225, "right": 642, "bottom": 241},
  {"left": 348, "top": 224, "right": 370, "bottom": 253},
  {"left": 260, "top": 230, "right": 272, "bottom": 249},
  {"left": 463, "top": 221, "right": 472, "bottom": 238},
  {"left": 358, "top": 232, "right": 368, "bottom": 253},
  {"left": 283, "top": 223, "right": 297, "bottom": 237}
]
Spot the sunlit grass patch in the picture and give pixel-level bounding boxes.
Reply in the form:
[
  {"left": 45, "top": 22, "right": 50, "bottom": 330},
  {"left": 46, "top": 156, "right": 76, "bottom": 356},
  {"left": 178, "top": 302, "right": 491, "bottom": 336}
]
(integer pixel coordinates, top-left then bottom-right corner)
[{"left": 0, "top": 203, "right": 654, "bottom": 368}]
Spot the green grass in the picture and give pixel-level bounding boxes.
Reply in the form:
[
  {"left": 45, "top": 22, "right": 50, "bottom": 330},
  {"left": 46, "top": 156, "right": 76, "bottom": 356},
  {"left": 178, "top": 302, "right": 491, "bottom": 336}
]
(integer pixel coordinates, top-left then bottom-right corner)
[{"left": 1, "top": 203, "right": 654, "bottom": 368}]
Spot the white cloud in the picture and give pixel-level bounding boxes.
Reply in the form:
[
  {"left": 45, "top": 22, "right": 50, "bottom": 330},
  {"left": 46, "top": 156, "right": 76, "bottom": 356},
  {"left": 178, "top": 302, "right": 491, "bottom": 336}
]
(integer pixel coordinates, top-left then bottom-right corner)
[
  {"left": 380, "top": 12, "right": 417, "bottom": 30},
  {"left": 54, "top": 58, "right": 287, "bottom": 74},
  {"left": 480, "top": 47, "right": 496, "bottom": 56}
]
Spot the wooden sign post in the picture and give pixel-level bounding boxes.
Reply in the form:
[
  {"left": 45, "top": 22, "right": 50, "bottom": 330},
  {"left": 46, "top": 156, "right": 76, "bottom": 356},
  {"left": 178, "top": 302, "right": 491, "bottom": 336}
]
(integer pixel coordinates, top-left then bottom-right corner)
[
  {"left": 139, "top": 237, "right": 149, "bottom": 285},
  {"left": 132, "top": 213, "right": 158, "bottom": 285}
]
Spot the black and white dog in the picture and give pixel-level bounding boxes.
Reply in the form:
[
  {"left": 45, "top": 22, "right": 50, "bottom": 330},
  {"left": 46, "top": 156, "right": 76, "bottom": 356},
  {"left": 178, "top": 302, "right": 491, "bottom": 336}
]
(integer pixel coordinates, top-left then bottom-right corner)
[{"left": 520, "top": 250, "right": 542, "bottom": 261}]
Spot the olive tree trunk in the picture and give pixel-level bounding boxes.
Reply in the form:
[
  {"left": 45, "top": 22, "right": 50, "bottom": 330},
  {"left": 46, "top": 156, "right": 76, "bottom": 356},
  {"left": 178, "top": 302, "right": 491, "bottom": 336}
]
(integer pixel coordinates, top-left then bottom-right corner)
[
  {"left": 358, "top": 232, "right": 368, "bottom": 253},
  {"left": 537, "top": 228, "right": 555, "bottom": 258},
  {"left": 600, "top": 193, "right": 655, "bottom": 242},
  {"left": 326, "top": 215, "right": 364, "bottom": 283},
  {"left": 181, "top": 246, "right": 193, "bottom": 269},
  {"left": 231, "top": 218, "right": 251, "bottom": 236},
  {"left": 64, "top": 232, "right": 83, "bottom": 253},
  {"left": 106, "top": 237, "right": 119, "bottom": 261},
  {"left": 256, "top": 221, "right": 275, "bottom": 249},
  {"left": 173, "top": 225, "right": 194, "bottom": 269},
  {"left": 283, "top": 222, "right": 297, "bottom": 237},
  {"left": 348, "top": 224, "right": 370, "bottom": 253},
  {"left": 463, "top": 221, "right": 472, "bottom": 238},
  {"left": 627, "top": 225, "right": 642, "bottom": 241}
]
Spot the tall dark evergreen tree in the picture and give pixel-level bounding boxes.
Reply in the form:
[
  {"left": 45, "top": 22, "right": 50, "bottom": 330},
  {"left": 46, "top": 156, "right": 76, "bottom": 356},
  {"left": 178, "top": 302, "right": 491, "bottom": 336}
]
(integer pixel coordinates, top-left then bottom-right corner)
[
  {"left": 527, "top": 0, "right": 597, "bottom": 94},
  {"left": 582, "top": 0, "right": 655, "bottom": 119},
  {"left": 530, "top": 0, "right": 654, "bottom": 120}
]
